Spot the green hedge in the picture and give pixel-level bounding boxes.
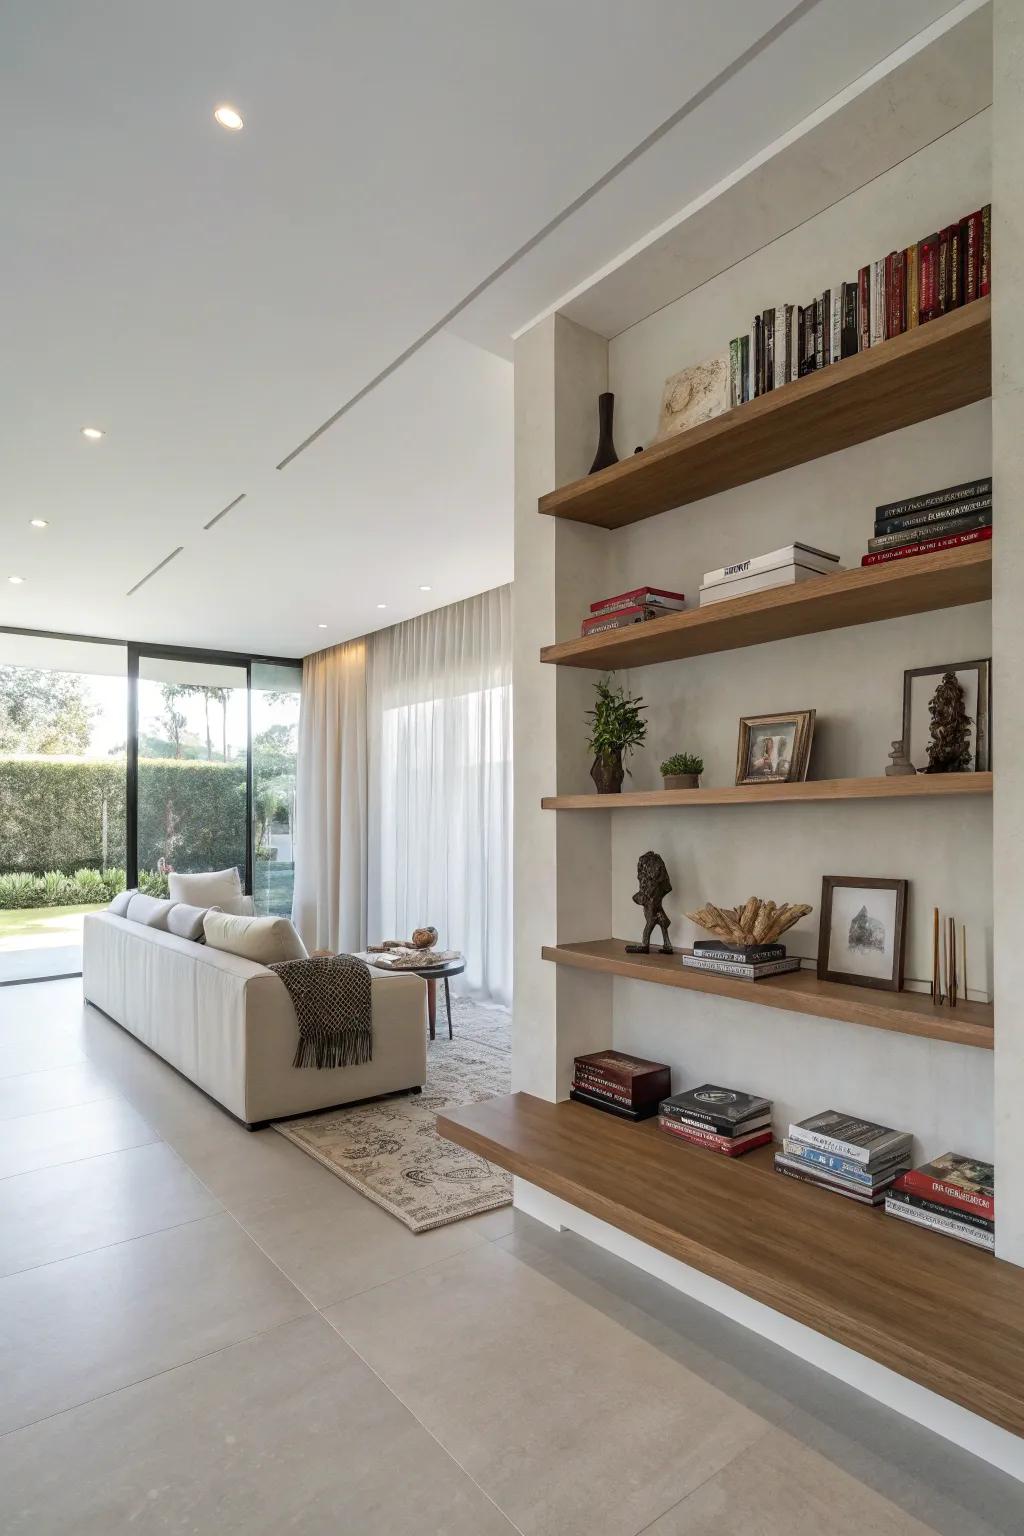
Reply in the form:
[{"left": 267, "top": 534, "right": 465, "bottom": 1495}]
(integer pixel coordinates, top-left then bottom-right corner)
[{"left": 0, "top": 756, "right": 246, "bottom": 877}]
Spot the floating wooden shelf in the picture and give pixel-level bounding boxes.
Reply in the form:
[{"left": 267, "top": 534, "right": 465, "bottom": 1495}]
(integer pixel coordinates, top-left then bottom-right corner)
[
  {"left": 438, "top": 1092, "right": 1024, "bottom": 1436},
  {"left": 540, "top": 543, "right": 992, "bottom": 670},
  {"left": 539, "top": 298, "right": 991, "bottom": 529},
  {"left": 542, "top": 772, "right": 992, "bottom": 810},
  {"left": 542, "top": 939, "right": 993, "bottom": 1050}
]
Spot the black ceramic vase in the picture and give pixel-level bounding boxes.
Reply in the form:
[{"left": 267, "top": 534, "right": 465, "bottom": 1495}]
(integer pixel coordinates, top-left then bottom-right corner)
[
  {"left": 591, "top": 749, "right": 625, "bottom": 794},
  {"left": 589, "top": 392, "right": 619, "bottom": 474}
]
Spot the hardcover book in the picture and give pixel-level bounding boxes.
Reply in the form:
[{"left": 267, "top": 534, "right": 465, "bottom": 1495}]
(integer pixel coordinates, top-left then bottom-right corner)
[
  {"left": 580, "top": 603, "right": 679, "bottom": 636},
  {"left": 893, "top": 1152, "right": 994, "bottom": 1218},
  {"left": 681, "top": 953, "right": 801, "bottom": 980},
  {"left": 905, "top": 243, "right": 919, "bottom": 329},
  {"left": 860, "top": 526, "right": 991, "bottom": 567},
  {"left": 774, "top": 1152, "right": 901, "bottom": 1196},
  {"left": 568, "top": 1088, "right": 658, "bottom": 1122},
  {"left": 666, "top": 1109, "right": 772, "bottom": 1139},
  {"left": 701, "top": 545, "right": 839, "bottom": 588},
  {"left": 919, "top": 233, "right": 939, "bottom": 322},
  {"left": 788, "top": 1111, "right": 911, "bottom": 1166},
  {"left": 660, "top": 1084, "right": 772, "bottom": 1130},
  {"left": 659, "top": 1118, "right": 772, "bottom": 1157},
  {"left": 876, "top": 477, "right": 992, "bottom": 522},
  {"left": 867, "top": 509, "right": 991, "bottom": 553},
  {"left": 573, "top": 1051, "right": 671, "bottom": 1105},
  {"left": 699, "top": 563, "right": 844, "bottom": 604},
  {"left": 858, "top": 265, "right": 871, "bottom": 351},
  {"left": 874, "top": 493, "right": 992, "bottom": 536},
  {"left": 885, "top": 1186, "right": 993, "bottom": 1234},
  {"left": 884, "top": 1195, "right": 994, "bottom": 1250},
  {"left": 774, "top": 1157, "right": 886, "bottom": 1205},
  {"left": 780, "top": 1138, "right": 908, "bottom": 1186},
  {"left": 692, "top": 942, "right": 786, "bottom": 963},
  {"left": 590, "top": 587, "right": 686, "bottom": 615}
]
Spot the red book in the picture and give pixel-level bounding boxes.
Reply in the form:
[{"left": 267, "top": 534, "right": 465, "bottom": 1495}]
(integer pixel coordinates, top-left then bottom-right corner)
[
  {"left": 919, "top": 234, "right": 939, "bottom": 321},
  {"left": 964, "top": 209, "right": 983, "bottom": 304},
  {"left": 858, "top": 265, "right": 871, "bottom": 351},
  {"left": 937, "top": 225, "right": 957, "bottom": 313},
  {"left": 659, "top": 1117, "right": 773, "bottom": 1157},
  {"left": 581, "top": 603, "right": 676, "bottom": 635},
  {"left": 890, "top": 249, "right": 906, "bottom": 337},
  {"left": 860, "top": 526, "right": 991, "bottom": 567},
  {"left": 950, "top": 221, "right": 964, "bottom": 309},
  {"left": 981, "top": 204, "right": 991, "bottom": 296},
  {"left": 590, "top": 586, "right": 686, "bottom": 615},
  {"left": 573, "top": 1051, "right": 671, "bottom": 1107},
  {"left": 894, "top": 1153, "right": 994, "bottom": 1220}
]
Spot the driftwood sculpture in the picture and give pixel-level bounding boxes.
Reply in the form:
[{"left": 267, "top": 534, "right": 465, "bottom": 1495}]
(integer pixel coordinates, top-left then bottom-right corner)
[
  {"left": 685, "top": 895, "right": 812, "bottom": 946},
  {"left": 625, "top": 851, "right": 673, "bottom": 955}
]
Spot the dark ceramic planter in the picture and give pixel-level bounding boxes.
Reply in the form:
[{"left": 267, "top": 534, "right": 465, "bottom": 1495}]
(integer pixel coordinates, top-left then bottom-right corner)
[{"left": 591, "top": 750, "right": 625, "bottom": 794}]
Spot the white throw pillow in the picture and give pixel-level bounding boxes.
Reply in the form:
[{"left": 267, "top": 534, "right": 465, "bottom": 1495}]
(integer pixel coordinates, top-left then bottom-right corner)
[
  {"left": 203, "top": 910, "right": 308, "bottom": 965},
  {"left": 108, "top": 888, "right": 135, "bottom": 917},
  {"left": 165, "top": 902, "right": 217, "bottom": 943},
  {"left": 126, "top": 893, "right": 176, "bottom": 929},
  {"left": 168, "top": 868, "right": 250, "bottom": 915}
]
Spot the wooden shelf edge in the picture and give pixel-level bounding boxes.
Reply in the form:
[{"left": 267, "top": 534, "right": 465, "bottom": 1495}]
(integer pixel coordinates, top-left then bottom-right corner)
[
  {"left": 542, "top": 772, "right": 992, "bottom": 810},
  {"left": 539, "top": 298, "right": 991, "bottom": 529},
  {"left": 542, "top": 939, "right": 993, "bottom": 1049},
  {"left": 540, "top": 544, "right": 992, "bottom": 670},
  {"left": 438, "top": 1091, "right": 1024, "bottom": 1437}
]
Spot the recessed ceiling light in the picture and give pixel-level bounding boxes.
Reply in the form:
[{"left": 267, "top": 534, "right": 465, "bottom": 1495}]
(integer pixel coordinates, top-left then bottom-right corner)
[
  {"left": 214, "top": 104, "right": 244, "bottom": 131},
  {"left": 29, "top": 519, "right": 48, "bottom": 529},
  {"left": 8, "top": 575, "right": 25, "bottom": 585},
  {"left": 81, "top": 426, "right": 105, "bottom": 440},
  {"left": 419, "top": 584, "right": 432, "bottom": 592},
  {"left": 376, "top": 602, "right": 387, "bottom": 609},
  {"left": 317, "top": 623, "right": 327, "bottom": 629}
]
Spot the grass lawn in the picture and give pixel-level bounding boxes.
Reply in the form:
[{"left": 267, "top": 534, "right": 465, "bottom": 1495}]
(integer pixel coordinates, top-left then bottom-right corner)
[{"left": 0, "top": 903, "right": 106, "bottom": 938}]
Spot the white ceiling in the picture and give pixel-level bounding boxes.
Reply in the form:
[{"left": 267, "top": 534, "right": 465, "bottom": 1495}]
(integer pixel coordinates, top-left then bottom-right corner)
[{"left": 0, "top": 0, "right": 971, "bottom": 657}]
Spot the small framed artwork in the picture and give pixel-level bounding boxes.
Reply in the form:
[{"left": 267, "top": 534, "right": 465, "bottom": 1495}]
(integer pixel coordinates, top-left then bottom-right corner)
[
  {"left": 735, "top": 710, "right": 815, "bottom": 785},
  {"left": 902, "top": 659, "right": 991, "bottom": 773},
  {"left": 817, "top": 876, "right": 908, "bottom": 992}
]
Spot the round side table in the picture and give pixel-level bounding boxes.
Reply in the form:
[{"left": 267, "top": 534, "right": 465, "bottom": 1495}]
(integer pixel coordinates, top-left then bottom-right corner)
[{"left": 396, "top": 959, "right": 465, "bottom": 1040}]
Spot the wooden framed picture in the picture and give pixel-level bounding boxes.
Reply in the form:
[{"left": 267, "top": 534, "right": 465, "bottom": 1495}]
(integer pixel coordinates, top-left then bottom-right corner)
[
  {"left": 817, "top": 876, "right": 908, "bottom": 992},
  {"left": 735, "top": 710, "right": 815, "bottom": 785},
  {"left": 901, "top": 658, "right": 991, "bottom": 773}
]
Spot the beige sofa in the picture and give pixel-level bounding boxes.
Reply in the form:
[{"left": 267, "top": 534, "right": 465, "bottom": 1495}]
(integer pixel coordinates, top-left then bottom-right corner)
[{"left": 82, "top": 912, "right": 427, "bottom": 1127}]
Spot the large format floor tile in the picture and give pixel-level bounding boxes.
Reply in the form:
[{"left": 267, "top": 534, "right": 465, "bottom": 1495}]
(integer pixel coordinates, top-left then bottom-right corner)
[
  {"left": 328, "top": 1240, "right": 769, "bottom": 1536},
  {"left": 0, "top": 1140, "right": 221, "bottom": 1277},
  {"left": 0, "top": 1059, "right": 116, "bottom": 1121},
  {"left": 0, "top": 1313, "right": 518, "bottom": 1536},
  {"left": 237, "top": 1178, "right": 492, "bottom": 1307},
  {"left": 0, "top": 1095, "right": 156, "bottom": 1178},
  {"left": 0, "top": 1210, "right": 310, "bottom": 1433}
]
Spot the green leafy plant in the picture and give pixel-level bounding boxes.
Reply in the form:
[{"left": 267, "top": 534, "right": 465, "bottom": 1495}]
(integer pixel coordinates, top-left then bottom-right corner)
[
  {"left": 660, "top": 752, "right": 704, "bottom": 777},
  {"left": 585, "top": 678, "right": 647, "bottom": 765}
]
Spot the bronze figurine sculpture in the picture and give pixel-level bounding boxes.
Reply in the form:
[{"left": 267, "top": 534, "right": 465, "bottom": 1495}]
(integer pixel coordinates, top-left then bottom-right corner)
[{"left": 625, "top": 851, "right": 673, "bottom": 954}]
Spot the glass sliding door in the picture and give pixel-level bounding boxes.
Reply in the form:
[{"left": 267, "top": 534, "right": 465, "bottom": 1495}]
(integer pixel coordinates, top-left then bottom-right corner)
[
  {"left": 0, "top": 634, "right": 127, "bottom": 983},
  {"left": 251, "top": 662, "right": 302, "bottom": 916},
  {"left": 134, "top": 653, "right": 249, "bottom": 893}
]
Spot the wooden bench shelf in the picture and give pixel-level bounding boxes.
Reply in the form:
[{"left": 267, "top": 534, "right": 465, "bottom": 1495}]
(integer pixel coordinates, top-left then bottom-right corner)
[
  {"left": 438, "top": 1091, "right": 1024, "bottom": 1436},
  {"left": 542, "top": 771, "right": 992, "bottom": 810},
  {"left": 540, "top": 542, "right": 992, "bottom": 670},
  {"left": 539, "top": 298, "right": 991, "bottom": 529},
  {"left": 542, "top": 939, "right": 993, "bottom": 1050}
]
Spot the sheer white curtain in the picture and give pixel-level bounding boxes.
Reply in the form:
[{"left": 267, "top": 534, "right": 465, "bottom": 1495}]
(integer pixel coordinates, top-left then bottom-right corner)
[
  {"left": 292, "top": 639, "right": 367, "bottom": 954},
  {"left": 367, "top": 586, "right": 512, "bottom": 1004}
]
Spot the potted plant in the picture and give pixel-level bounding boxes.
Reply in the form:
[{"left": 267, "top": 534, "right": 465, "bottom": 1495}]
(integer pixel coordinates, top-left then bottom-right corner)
[
  {"left": 660, "top": 751, "right": 704, "bottom": 790},
  {"left": 585, "top": 677, "right": 647, "bottom": 793}
]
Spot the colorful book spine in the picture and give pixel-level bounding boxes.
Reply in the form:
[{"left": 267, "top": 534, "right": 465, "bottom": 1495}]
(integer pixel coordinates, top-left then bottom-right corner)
[
  {"left": 950, "top": 221, "right": 964, "bottom": 309},
  {"left": 981, "top": 204, "right": 991, "bottom": 296},
  {"left": 884, "top": 1196, "right": 994, "bottom": 1250},
  {"left": 860, "top": 526, "right": 992, "bottom": 567},
  {"left": 780, "top": 1139, "right": 892, "bottom": 1187},
  {"left": 858, "top": 265, "right": 871, "bottom": 350},
  {"left": 919, "top": 234, "right": 939, "bottom": 321},
  {"left": 841, "top": 280, "right": 858, "bottom": 357},
  {"left": 572, "top": 1072, "right": 635, "bottom": 1107},
  {"left": 729, "top": 338, "right": 741, "bottom": 408},
  {"left": 885, "top": 1187, "right": 993, "bottom": 1234},
  {"left": 905, "top": 244, "right": 919, "bottom": 328},
  {"left": 876, "top": 477, "right": 992, "bottom": 521},
  {"left": 775, "top": 1160, "right": 883, "bottom": 1204},
  {"left": 681, "top": 955, "right": 801, "bottom": 980},
  {"left": 874, "top": 493, "right": 992, "bottom": 536},
  {"left": 867, "top": 509, "right": 991, "bottom": 553},
  {"left": 660, "top": 1117, "right": 772, "bottom": 1156},
  {"left": 964, "top": 209, "right": 984, "bottom": 304},
  {"left": 870, "top": 260, "right": 886, "bottom": 345},
  {"left": 894, "top": 1169, "right": 994, "bottom": 1219}
]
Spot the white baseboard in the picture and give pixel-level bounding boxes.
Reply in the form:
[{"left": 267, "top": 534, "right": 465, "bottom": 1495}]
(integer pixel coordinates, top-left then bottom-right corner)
[{"left": 513, "top": 1178, "right": 1024, "bottom": 1483}]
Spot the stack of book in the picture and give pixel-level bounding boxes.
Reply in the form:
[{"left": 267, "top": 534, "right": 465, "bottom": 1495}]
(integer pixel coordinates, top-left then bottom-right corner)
[
  {"left": 570, "top": 1049, "right": 671, "bottom": 1121},
  {"left": 581, "top": 586, "right": 686, "bottom": 637},
  {"left": 860, "top": 476, "right": 992, "bottom": 568},
  {"left": 885, "top": 1152, "right": 994, "bottom": 1251},
  {"left": 659, "top": 1083, "right": 773, "bottom": 1157},
  {"left": 728, "top": 203, "right": 990, "bottom": 405},
  {"left": 699, "top": 544, "right": 841, "bottom": 606},
  {"left": 681, "top": 940, "right": 801, "bottom": 982},
  {"left": 775, "top": 1111, "right": 912, "bottom": 1204}
]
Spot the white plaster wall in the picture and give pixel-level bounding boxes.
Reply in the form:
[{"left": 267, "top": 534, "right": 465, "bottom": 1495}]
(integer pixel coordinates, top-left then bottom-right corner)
[{"left": 591, "top": 113, "right": 995, "bottom": 1162}]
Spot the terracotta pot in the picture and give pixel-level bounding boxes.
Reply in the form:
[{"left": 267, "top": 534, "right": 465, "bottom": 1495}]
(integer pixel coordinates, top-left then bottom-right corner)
[
  {"left": 591, "top": 750, "right": 625, "bottom": 794},
  {"left": 663, "top": 772, "right": 700, "bottom": 790}
]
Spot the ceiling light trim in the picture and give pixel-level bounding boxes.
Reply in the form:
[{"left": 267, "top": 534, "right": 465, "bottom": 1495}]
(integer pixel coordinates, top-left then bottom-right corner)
[
  {"left": 126, "top": 546, "right": 184, "bottom": 597},
  {"left": 203, "top": 492, "right": 247, "bottom": 531}
]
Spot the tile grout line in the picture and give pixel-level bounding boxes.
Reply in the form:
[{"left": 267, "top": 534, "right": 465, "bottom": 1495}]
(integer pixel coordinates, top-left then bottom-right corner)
[
  {"left": 0, "top": 1132, "right": 161, "bottom": 1183},
  {"left": 0, "top": 1206, "right": 222, "bottom": 1283},
  {"left": 631, "top": 1426, "right": 778, "bottom": 1536}
]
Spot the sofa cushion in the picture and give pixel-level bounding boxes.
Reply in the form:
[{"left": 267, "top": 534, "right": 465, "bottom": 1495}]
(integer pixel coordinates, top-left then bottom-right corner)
[
  {"left": 203, "top": 910, "right": 308, "bottom": 965},
  {"left": 108, "top": 888, "right": 135, "bottom": 917},
  {"left": 166, "top": 902, "right": 217, "bottom": 942},
  {"left": 168, "top": 867, "right": 251, "bottom": 915},
  {"left": 126, "top": 893, "right": 176, "bottom": 929}
]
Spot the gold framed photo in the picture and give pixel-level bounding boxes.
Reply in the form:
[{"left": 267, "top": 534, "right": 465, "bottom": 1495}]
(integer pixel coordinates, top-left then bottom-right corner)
[{"left": 735, "top": 710, "right": 815, "bottom": 785}]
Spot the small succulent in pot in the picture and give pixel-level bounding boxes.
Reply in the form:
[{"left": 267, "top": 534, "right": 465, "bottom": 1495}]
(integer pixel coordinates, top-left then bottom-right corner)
[
  {"left": 586, "top": 677, "right": 647, "bottom": 793},
  {"left": 660, "top": 751, "right": 704, "bottom": 790}
]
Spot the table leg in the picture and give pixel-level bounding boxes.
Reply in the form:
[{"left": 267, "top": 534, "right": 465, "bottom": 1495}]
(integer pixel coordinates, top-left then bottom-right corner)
[
  {"left": 444, "top": 977, "right": 453, "bottom": 1039},
  {"left": 426, "top": 978, "right": 437, "bottom": 1041}
]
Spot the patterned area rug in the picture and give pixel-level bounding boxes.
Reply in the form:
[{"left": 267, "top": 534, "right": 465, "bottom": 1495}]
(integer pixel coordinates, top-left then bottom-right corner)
[{"left": 273, "top": 995, "right": 512, "bottom": 1232}]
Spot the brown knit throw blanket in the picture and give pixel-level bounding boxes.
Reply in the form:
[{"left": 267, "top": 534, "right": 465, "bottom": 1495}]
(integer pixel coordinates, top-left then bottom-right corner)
[{"left": 267, "top": 954, "right": 373, "bottom": 1069}]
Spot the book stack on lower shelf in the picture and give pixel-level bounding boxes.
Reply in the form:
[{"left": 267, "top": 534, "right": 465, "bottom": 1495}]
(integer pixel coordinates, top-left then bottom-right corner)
[
  {"left": 659, "top": 1084, "right": 773, "bottom": 1157},
  {"left": 861, "top": 476, "right": 992, "bottom": 568},
  {"left": 580, "top": 586, "right": 686, "bottom": 637},
  {"left": 681, "top": 940, "right": 801, "bottom": 982},
  {"left": 569, "top": 1049, "right": 671, "bottom": 1121},
  {"left": 699, "top": 544, "right": 841, "bottom": 606},
  {"left": 886, "top": 1153, "right": 995, "bottom": 1252},
  {"left": 775, "top": 1111, "right": 912, "bottom": 1204}
]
